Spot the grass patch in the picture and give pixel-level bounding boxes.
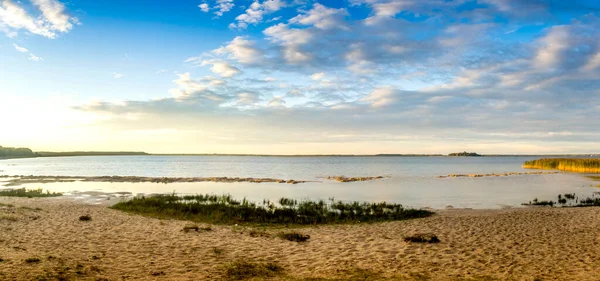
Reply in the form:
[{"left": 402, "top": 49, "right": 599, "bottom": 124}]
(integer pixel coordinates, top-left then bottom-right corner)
[
  {"left": 0, "top": 214, "right": 18, "bottom": 221},
  {"left": 79, "top": 215, "right": 92, "bottom": 221},
  {"left": 0, "top": 188, "right": 62, "bottom": 198},
  {"left": 25, "top": 257, "right": 41, "bottom": 263},
  {"left": 111, "top": 194, "right": 434, "bottom": 225},
  {"left": 403, "top": 233, "right": 440, "bottom": 243},
  {"left": 224, "top": 260, "right": 283, "bottom": 280},
  {"left": 278, "top": 231, "right": 310, "bottom": 242},
  {"left": 523, "top": 193, "right": 600, "bottom": 207},
  {"left": 0, "top": 203, "right": 14, "bottom": 208},
  {"left": 523, "top": 158, "right": 600, "bottom": 173}
]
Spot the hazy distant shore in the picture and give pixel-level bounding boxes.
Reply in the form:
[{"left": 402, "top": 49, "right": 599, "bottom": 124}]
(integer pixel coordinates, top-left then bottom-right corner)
[{"left": 1, "top": 197, "right": 599, "bottom": 280}]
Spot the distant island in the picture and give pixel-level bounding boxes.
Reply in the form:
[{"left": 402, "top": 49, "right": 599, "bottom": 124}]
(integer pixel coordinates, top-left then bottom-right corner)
[
  {"left": 448, "top": 151, "right": 482, "bottom": 157},
  {"left": 0, "top": 146, "right": 39, "bottom": 159},
  {"left": 0, "top": 145, "right": 147, "bottom": 159},
  {"left": 37, "top": 151, "right": 149, "bottom": 157}
]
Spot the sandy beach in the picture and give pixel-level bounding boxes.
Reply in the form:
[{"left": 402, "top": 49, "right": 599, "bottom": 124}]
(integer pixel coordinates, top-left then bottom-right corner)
[{"left": 1, "top": 197, "right": 599, "bottom": 280}]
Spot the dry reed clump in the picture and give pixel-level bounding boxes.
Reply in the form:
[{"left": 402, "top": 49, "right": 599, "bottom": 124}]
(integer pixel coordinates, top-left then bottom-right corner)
[
  {"left": 437, "top": 171, "right": 560, "bottom": 178},
  {"left": 523, "top": 158, "right": 600, "bottom": 173}
]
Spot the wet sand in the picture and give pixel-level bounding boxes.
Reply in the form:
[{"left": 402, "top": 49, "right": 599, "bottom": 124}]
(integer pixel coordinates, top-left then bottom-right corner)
[{"left": 1, "top": 197, "right": 599, "bottom": 280}]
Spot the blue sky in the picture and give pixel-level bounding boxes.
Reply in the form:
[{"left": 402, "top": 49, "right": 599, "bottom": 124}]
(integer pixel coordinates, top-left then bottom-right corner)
[{"left": 1, "top": 0, "right": 600, "bottom": 154}]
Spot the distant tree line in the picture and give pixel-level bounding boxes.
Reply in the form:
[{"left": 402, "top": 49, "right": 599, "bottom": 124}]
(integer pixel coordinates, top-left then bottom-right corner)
[
  {"left": 448, "top": 151, "right": 481, "bottom": 157},
  {"left": 0, "top": 146, "right": 39, "bottom": 158}
]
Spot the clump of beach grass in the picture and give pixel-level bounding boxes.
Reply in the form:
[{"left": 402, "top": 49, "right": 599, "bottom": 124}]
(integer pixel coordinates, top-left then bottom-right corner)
[
  {"left": 0, "top": 187, "right": 62, "bottom": 198},
  {"left": 523, "top": 158, "right": 600, "bottom": 173},
  {"left": 79, "top": 215, "right": 92, "bottom": 221},
  {"left": 111, "top": 194, "right": 433, "bottom": 225},
  {"left": 25, "top": 257, "right": 41, "bottom": 263},
  {"left": 278, "top": 231, "right": 310, "bottom": 242},
  {"left": 224, "top": 260, "right": 284, "bottom": 280},
  {"left": 403, "top": 233, "right": 440, "bottom": 243}
]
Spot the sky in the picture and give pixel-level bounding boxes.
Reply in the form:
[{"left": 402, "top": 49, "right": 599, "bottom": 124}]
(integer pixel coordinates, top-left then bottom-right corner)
[{"left": 1, "top": 0, "right": 600, "bottom": 154}]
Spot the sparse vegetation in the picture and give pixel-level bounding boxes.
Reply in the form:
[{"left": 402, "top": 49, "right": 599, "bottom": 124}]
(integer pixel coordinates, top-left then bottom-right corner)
[
  {"left": 523, "top": 158, "right": 600, "bottom": 173},
  {"left": 224, "top": 260, "right": 284, "bottom": 280},
  {"left": 523, "top": 193, "right": 600, "bottom": 207},
  {"left": 79, "top": 215, "right": 92, "bottom": 221},
  {"left": 278, "top": 231, "right": 310, "bottom": 242},
  {"left": 0, "top": 188, "right": 62, "bottom": 198},
  {"left": 111, "top": 194, "right": 434, "bottom": 225},
  {"left": 25, "top": 257, "right": 41, "bottom": 263},
  {"left": 403, "top": 233, "right": 440, "bottom": 243}
]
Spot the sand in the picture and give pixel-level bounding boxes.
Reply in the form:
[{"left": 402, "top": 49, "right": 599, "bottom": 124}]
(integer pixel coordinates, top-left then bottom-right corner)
[{"left": 1, "top": 197, "right": 599, "bottom": 281}]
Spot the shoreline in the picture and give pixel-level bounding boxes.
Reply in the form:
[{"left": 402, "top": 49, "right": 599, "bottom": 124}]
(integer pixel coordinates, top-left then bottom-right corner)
[{"left": 2, "top": 197, "right": 600, "bottom": 280}]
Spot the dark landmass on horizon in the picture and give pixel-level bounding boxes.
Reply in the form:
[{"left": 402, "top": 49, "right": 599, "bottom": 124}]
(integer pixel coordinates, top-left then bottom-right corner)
[{"left": 1, "top": 145, "right": 599, "bottom": 159}]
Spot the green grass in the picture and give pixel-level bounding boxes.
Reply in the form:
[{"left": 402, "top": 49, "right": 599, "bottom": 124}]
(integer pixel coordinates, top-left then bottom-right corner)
[
  {"left": 523, "top": 158, "right": 600, "bottom": 173},
  {"left": 0, "top": 188, "right": 62, "bottom": 198},
  {"left": 111, "top": 194, "right": 434, "bottom": 225},
  {"left": 224, "top": 260, "right": 284, "bottom": 280}
]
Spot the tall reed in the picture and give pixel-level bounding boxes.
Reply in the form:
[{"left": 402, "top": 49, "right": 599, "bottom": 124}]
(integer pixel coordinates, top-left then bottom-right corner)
[{"left": 523, "top": 158, "right": 600, "bottom": 173}]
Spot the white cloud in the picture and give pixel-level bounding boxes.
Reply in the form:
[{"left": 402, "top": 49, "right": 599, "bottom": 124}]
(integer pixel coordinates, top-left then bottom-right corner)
[
  {"left": 28, "top": 53, "right": 43, "bottom": 61},
  {"left": 0, "top": 0, "right": 76, "bottom": 38},
  {"left": 264, "top": 23, "right": 313, "bottom": 63},
  {"left": 31, "top": 0, "right": 76, "bottom": 32},
  {"left": 229, "top": 0, "right": 285, "bottom": 29},
  {"left": 311, "top": 72, "right": 325, "bottom": 80},
  {"left": 289, "top": 3, "right": 348, "bottom": 30},
  {"left": 214, "top": 0, "right": 234, "bottom": 17},
  {"left": 533, "top": 26, "right": 570, "bottom": 69},
  {"left": 213, "top": 36, "right": 264, "bottom": 64},
  {"left": 360, "top": 87, "right": 397, "bottom": 107},
  {"left": 237, "top": 92, "right": 259, "bottom": 105},
  {"left": 582, "top": 52, "right": 600, "bottom": 72},
  {"left": 267, "top": 96, "right": 285, "bottom": 107},
  {"left": 199, "top": 3, "right": 210, "bottom": 12},
  {"left": 201, "top": 60, "right": 242, "bottom": 77},
  {"left": 12, "top": 43, "right": 27, "bottom": 52},
  {"left": 113, "top": 72, "right": 124, "bottom": 79}
]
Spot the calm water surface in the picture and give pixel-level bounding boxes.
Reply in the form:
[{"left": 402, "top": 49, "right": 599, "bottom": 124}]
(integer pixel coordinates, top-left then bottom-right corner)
[{"left": 0, "top": 156, "right": 597, "bottom": 209}]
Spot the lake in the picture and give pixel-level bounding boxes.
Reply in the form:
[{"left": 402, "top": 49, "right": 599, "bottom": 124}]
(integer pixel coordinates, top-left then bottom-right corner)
[{"left": 0, "top": 156, "right": 598, "bottom": 209}]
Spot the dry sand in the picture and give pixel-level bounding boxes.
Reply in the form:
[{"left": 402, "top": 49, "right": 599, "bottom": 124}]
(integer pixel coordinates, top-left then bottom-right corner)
[{"left": 1, "top": 197, "right": 599, "bottom": 281}]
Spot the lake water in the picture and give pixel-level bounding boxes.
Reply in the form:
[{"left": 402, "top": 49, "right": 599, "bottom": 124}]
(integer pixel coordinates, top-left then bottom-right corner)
[{"left": 0, "top": 156, "right": 598, "bottom": 209}]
